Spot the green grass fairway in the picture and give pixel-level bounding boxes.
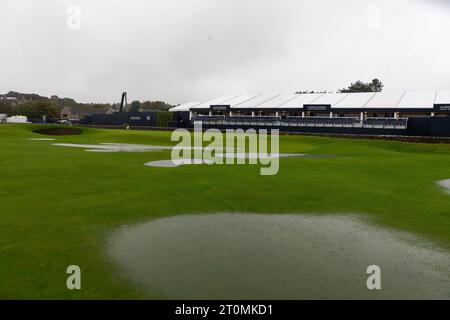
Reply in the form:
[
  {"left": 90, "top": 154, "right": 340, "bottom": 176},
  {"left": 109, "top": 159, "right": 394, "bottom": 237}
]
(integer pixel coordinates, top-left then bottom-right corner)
[{"left": 1, "top": 124, "right": 450, "bottom": 299}]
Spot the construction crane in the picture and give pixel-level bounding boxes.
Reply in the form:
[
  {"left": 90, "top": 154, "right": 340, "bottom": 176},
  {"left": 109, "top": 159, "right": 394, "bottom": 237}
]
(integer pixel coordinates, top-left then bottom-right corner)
[{"left": 119, "top": 92, "right": 128, "bottom": 112}]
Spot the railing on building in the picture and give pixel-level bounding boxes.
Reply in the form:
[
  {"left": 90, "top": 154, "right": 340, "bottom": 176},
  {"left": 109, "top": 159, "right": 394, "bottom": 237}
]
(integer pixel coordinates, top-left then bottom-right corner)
[{"left": 191, "top": 115, "right": 408, "bottom": 129}]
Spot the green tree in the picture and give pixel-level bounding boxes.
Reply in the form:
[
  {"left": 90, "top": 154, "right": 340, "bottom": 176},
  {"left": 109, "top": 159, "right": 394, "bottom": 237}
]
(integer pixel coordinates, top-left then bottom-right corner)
[
  {"left": 14, "top": 101, "right": 59, "bottom": 118},
  {"left": 0, "top": 102, "right": 13, "bottom": 116},
  {"left": 129, "top": 100, "right": 142, "bottom": 112},
  {"left": 369, "top": 78, "right": 384, "bottom": 92},
  {"left": 142, "top": 101, "right": 173, "bottom": 111},
  {"left": 339, "top": 79, "right": 384, "bottom": 93},
  {"left": 34, "top": 101, "right": 60, "bottom": 118},
  {"left": 157, "top": 111, "right": 173, "bottom": 127}
]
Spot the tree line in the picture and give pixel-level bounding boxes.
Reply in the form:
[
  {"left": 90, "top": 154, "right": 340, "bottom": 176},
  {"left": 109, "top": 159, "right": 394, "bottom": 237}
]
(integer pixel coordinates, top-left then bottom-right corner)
[
  {"left": 0, "top": 100, "right": 61, "bottom": 119},
  {"left": 0, "top": 91, "right": 174, "bottom": 119}
]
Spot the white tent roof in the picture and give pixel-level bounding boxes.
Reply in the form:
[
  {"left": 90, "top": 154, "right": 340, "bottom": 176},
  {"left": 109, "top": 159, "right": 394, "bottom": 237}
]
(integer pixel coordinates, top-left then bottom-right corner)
[
  {"left": 334, "top": 92, "right": 376, "bottom": 108},
  {"left": 189, "top": 94, "right": 240, "bottom": 109},
  {"left": 397, "top": 91, "right": 436, "bottom": 109},
  {"left": 236, "top": 94, "right": 282, "bottom": 108},
  {"left": 7, "top": 115, "right": 28, "bottom": 123},
  {"left": 169, "top": 102, "right": 201, "bottom": 112},
  {"left": 435, "top": 91, "right": 450, "bottom": 105},
  {"left": 361, "top": 91, "right": 405, "bottom": 109},
  {"left": 170, "top": 90, "right": 450, "bottom": 111},
  {"left": 308, "top": 93, "right": 348, "bottom": 106},
  {"left": 282, "top": 93, "right": 324, "bottom": 108},
  {"left": 221, "top": 94, "right": 259, "bottom": 107},
  {"left": 257, "top": 93, "right": 299, "bottom": 108}
]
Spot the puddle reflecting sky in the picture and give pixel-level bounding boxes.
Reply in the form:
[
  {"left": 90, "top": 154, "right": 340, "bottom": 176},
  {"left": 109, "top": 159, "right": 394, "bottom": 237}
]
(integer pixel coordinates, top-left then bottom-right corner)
[
  {"left": 438, "top": 179, "right": 450, "bottom": 194},
  {"left": 108, "top": 214, "right": 450, "bottom": 299}
]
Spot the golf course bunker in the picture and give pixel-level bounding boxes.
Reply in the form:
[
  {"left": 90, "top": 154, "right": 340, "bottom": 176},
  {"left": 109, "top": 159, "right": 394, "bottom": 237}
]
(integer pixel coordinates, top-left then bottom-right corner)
[
  {"left": 108, "top": 214, "right": 450, "bottom": 299},
  {"left": 437, "top": 179, "right": 450, "bottom": 194},
  {"left": 33, "top": 127, "right": 82, "bottom": 136}
]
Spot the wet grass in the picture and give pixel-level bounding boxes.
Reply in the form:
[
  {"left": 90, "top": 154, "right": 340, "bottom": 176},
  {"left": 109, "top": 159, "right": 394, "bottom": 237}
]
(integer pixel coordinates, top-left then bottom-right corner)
[
  {"left": 108, "top": 214, "right": 450, "bottom": 299},
  {"left": 1, "top": 124, "right": 450, "bottom": 299}
]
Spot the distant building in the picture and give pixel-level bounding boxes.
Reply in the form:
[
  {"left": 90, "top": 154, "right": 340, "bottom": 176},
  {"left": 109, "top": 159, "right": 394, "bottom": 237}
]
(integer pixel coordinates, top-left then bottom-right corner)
[
  {"left": 0, "top": 96, "right": 18, "bottom": 103},
  {"left": 60, "top": 106, "right": 107, "bottom": 121},
  {"left": 169, "top": 90, "right": 450, "bottom": 137}
]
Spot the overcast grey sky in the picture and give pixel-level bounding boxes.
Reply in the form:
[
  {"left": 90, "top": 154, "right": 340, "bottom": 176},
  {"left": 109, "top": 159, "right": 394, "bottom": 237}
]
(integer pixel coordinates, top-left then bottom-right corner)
[{"left": 1, "top": 0, "right": 449, "bottom": 104}]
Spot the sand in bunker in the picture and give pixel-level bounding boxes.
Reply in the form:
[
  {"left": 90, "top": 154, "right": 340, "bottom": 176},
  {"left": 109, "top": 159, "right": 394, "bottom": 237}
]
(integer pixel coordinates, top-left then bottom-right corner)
[
  {"left": 33, "top": 128, "right": 81, "bottom": 135},
  {"left": 108, "top": 214, "right": 450, "bottom": 299}
]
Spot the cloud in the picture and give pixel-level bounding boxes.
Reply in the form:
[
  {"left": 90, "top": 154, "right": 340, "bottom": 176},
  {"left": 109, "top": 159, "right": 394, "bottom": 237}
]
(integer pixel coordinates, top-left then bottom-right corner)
[{"left": 0, "top": 0, "right": 449, "bottom": 104}]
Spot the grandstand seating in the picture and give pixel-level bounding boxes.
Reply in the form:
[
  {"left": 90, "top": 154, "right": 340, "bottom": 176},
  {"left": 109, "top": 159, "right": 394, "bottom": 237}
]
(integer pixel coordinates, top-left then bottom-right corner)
[{"left": 192, "top": 116, "right": 408, "bottom": 129}]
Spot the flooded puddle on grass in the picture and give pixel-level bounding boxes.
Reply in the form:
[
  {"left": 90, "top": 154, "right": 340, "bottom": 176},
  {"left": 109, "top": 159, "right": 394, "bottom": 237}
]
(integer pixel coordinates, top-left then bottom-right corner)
[
  {"left": 52, "top": 143, "right": 172, "bottom": 153},
  {"left": 28, "top": 138, "right": 56, "bottom": 141},
  {"left": 108, "top": 214, "right": 450, "bottom": 299},
  {"left": 144, "top": 159, "right": 212, "bottom": 167},
  {"left": 438, "top": 179, "right": 450, "bottom": 194},
  {"left": 52, "top": 143, "right": 241, "bottom": 153},
  {"left": 144, "top": 153, "right": 329, "bottom": 167},
  {"left": 50, "top": 143, "right": 330, "bottom": 167}
]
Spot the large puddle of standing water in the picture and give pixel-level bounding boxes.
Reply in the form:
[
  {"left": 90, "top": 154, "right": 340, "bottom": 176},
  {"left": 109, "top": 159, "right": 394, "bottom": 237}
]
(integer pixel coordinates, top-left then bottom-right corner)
[
  {"left": 143, "top": 153, "right": 326, "bottom": 168},
  {"left": 52, "top": 143, "right": 243, "bottom": 153},
  {"left": 107, "top": 214, "right": 450, "bottom": 299},
  {"left": 438, "top": 179, "right": 450, "bottom": 194},
  {"left": 49, "top": 143, "right": 324, "bottom": 166}
]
